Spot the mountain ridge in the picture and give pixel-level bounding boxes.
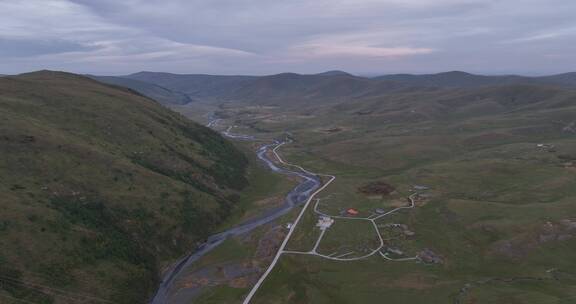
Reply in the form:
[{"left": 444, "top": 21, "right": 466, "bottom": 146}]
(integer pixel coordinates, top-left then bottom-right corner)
[
  {"left": 92, "top": 70, "right": 576, "bottom": 106},
  {"left": 89, "top": 75, "right": 193, "bottom": 105}
]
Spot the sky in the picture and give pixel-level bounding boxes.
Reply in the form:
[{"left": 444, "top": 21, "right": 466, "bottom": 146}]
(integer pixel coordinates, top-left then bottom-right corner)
[{"left": 1, "top": 0, "right": 576, "bottom": 76}]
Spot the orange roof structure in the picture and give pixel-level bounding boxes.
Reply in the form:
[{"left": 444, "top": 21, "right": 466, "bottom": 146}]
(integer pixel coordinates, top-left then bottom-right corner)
[{"left": 346, "top": 208, "right": 359, "bottom": 215}]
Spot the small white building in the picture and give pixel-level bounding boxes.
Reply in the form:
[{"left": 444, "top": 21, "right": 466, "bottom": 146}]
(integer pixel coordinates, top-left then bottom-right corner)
[{"left": 316, "top": 216, "right": 334, "bottom": 230}]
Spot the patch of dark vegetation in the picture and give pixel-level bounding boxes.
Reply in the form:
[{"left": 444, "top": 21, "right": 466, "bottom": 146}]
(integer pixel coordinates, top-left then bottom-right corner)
[
  {"left": 10, "top": 184, "right": 26, "bottom": 191},
  {"left": 0, "top": 134, "right": 36, "bottom": 144},
  {"left": 48, "top": 195, "right": 159, "bottom": 303},
  {"left": 37, "top": 263, "right": 74, "bottom": 287},
  {"left": 0, "top": 260, "right": 54, "bottom": 304},
  {"left": 0, "top": 220, "right": 10, "bottom": 232},
  {"left": 176, "top": 124, "right": 248, "bottom": 190},
  {"left": 357, "top": 181, "right": 396, "bottom": 196},
  {"left": 130, "top": 155, "right": 216, "bottom": 196},
  {"left": 245, "top": 121, "right": 272, "bottom": 133},
  {"left": 557, "top": 154, "right": 576, "bottom": 161},
  {"left": 178, "top": 190, "right": 233, "bottom": 238}
]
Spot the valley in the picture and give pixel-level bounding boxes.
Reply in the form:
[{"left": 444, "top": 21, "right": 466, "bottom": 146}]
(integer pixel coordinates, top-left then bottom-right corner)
[
  {"left": 160, "top": 73, "right": 576, "bottom": 304},
  {"left": 5, "top": 1, "right": 576, "bottom": 304},
  {"left": 2, "top": 70, "right": 576, "bottom": 304}
]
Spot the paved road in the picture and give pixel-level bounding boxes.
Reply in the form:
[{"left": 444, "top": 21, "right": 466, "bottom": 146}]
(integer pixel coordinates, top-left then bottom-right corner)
[
  {"left": 241, "top": 154, "right": 336, "bottom": 304},
  {"left": 150, "top": 129, "right": 322, "bottom": 304}
]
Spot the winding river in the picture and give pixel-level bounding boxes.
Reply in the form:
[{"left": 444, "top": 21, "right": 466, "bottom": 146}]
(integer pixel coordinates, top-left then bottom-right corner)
[{"left": 150, "top": 126, "right": 321, "bottom": 303}]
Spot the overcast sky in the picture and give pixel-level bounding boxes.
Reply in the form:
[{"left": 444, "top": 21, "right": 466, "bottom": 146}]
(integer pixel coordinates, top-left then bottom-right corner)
[{"left": 1, "top": 0, "right": 575, "bottom": 75}]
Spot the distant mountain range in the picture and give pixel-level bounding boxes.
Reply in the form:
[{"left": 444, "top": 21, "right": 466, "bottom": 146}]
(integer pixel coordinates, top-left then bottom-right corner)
[
  {"left": 90, "top": 70, "right": 576, "bottom": 106},
  {"left": 374, "top": 71, "right": 576, "bottom": 88},
  {"left": 88, "top": 75, "right": 193, "bottom": 105}
]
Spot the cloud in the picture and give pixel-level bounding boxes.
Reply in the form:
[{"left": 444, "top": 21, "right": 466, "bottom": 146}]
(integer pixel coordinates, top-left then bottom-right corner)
[
  {"left": 0, "top": 0, "right": 256, "bottom": 73},
  {"left": 0, "top": 38, "right": 99, "bottom": 57},
  {"left": 288, "top": 44, "right": 435, "bottom": 58},
  {"left": 503, "top": 26, "right": 576, "bottom": 44},
  {"left": 1, "top": 0, "right": 576, "bottom": 75},
  {"left": 57, "top": 38, "right": 255, "bottom": 63},
  {"left": 0, "top": 0, "right": 124, "bottom": 39}
]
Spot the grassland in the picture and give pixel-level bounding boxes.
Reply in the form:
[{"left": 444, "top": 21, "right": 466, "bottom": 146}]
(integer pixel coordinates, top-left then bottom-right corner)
[{"left": 176, "top": 84, "right": 576, "bottom": 304}]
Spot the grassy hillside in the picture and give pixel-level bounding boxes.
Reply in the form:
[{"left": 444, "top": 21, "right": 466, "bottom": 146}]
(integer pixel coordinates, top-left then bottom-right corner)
[
  {"left": 0, "top": 71, "right": 248, "bottom": 304},
  {"left": 325, "top": 84, "right": 576, "bottom": 122}
]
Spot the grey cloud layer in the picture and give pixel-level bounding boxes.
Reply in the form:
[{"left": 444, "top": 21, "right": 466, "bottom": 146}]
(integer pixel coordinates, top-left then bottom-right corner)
[{"left": 1, "top": 0, "right": 575, "bottom": 75}]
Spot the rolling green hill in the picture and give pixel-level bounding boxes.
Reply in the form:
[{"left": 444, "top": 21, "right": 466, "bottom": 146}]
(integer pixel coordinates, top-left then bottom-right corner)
[
  {"left": 374, "top": 71, "right": 576, "bottom": 88},
  {"left": 0, "top": 71, "right": 248, "bottom": 304},
  {"left": 326, "top": 84, "right": 576, "bottom": 121},
  {"left": 373, "top": 71, "right": 536, "bottom": 87}
]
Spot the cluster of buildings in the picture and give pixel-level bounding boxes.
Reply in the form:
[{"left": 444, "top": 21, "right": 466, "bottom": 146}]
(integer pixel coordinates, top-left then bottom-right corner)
[{"left": 316, "top": 216, "right": 334, "bottom": 230}]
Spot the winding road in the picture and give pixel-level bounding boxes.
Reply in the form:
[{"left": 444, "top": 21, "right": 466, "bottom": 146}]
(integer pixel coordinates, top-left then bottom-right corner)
[{"left": 241, "top": 159, "right": 417, "bottom": 303}]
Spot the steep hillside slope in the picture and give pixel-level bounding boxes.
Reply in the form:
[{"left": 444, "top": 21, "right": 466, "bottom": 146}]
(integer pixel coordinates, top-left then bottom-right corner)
[
  {"left": 89, "top": 75, "right": 193, "bottom": 105},
  {"left": 0, "top": 71, "right": 248, "bottom": 304}
]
